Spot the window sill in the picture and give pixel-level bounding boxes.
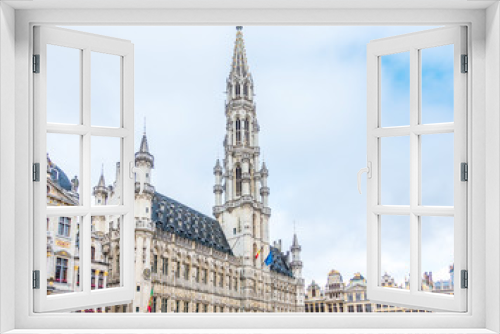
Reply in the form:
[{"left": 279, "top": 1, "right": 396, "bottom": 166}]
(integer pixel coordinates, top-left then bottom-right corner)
[{"left": 3, "top": 329, "right": 497, "bottom": 334}]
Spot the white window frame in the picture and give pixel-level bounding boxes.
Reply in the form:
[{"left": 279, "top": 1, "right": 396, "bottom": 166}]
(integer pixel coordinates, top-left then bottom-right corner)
[
  {"left": 365, "top": 26, "right": 467, "bottom": 312},
  {"left": 32, "top": 25, "right": 136, "bottom": 312},
  {"left": 0, "top": 2, "right": 498, "bottom": 333}
]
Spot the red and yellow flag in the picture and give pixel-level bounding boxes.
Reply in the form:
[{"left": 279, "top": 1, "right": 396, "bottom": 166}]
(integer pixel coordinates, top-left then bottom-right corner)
[{"left": 255, "top": 249, "right": 261, "bottom": 259}]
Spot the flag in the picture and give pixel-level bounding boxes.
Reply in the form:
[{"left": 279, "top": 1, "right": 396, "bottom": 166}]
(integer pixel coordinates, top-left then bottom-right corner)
[
  {"left": 255, "top": 249, "right": 261, "bottom": 259},
  {"left": 264, "top": 252, "right": 273, "bottom": 266},
  {"left": 147, "top": 286, "right": 153, "bottom": 312}
]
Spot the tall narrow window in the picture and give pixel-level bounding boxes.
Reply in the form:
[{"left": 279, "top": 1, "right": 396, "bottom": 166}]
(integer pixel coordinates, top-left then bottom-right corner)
[
  {"left": 55, "top": 258, "right": 68, "bottom": 283},
  {"left": 163, "top": 258, "right": 169, "bottom": 275},
  {"left": 57, "top": 217, "right": 71, "bottom": 237},
  {"left": 235, "top": 119, "right": 241, "bottom": 144},
  {"left": 235, "top": 166, "right": 242, "bottom": 196},
  {"left": 116, "top": 253, "right": 120, "bottom": 274},
  {"left": 152, "top": 297, "right": 157, "bottom": 313},
  {"left": 244, "top": 118, "right": 250, "bottom": 144},
  {"left": 98, "top": 272, "right": 104, "bottom": 289},
  {"left": 161, "top": 298, "right": 168, "bottom": 312}
]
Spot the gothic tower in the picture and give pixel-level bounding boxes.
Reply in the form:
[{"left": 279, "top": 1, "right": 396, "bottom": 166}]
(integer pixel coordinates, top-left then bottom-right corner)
[
  {"left": 134, "top": 125, "right": 156, "bottom": 311},
  {"left": 213, "top": 26, "right": 271, "bottom": 300}
]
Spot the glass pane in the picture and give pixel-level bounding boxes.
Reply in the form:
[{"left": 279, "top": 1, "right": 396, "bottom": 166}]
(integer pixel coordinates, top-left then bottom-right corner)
[
  {"left": 46, "top": 216, "right": 82, "bottom": 296},
  {"left": 381, "top": 136, "right": 410, "bottom": 205},
  {"left": 421, "top": 216, "right": 454, "bottom": 295},
  {"left": 47, "top": 133, "right": 80, "bottom": 206},
  {"left": 381, "top": 52, "right": 410, "bottom": 127},
  {"left": 91, "top": 52, "right": 121, "bottom": 127},
  {"left": 421, "top": 133, "right": 454, "bottom": 206},
  {"left": 91, "top": 136, "right": 121, "bottom": 206},
  {"left": 380, "top": 215, "right": 410, "bottom": 289},
  {"left": 90, "top": 215, "right": 122, "bottom": 293},
  {"left": 47, "top": 44, "right": 81, "bottom": 124},
  {"left": 421, "top": 45, "right": 454, "bottom": 124}
]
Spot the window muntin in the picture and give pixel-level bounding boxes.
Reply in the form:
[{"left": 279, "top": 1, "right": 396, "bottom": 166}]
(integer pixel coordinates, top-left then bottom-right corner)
[
  {"left": 33, "top": 25, "right": 135, "bottom": 312},
  {"left": 366, "top": 26, "right": 467, "bottom": 312}
]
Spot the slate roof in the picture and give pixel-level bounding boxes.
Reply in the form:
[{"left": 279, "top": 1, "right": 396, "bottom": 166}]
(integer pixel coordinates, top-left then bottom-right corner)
[
  {"left": 50, "top": 165, "right": 73, "bottom": 192},
  {"left": 269, "top": 246, "right": 294, "bottom": 277},
  {"left": 151, "top": 192, "right": 294, "bottom": 278},
  {"left": 152, "top": 192, "right": 233, "bottom": 255}
]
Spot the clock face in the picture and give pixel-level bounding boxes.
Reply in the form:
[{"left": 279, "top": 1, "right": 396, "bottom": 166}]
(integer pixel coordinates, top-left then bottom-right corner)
[{"left": 143, "top": 268, "right": 151, "bottom": 279}]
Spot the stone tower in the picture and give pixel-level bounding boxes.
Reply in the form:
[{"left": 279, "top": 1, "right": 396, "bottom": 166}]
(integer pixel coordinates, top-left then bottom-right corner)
[
  {"left": 134, "top": 125, "right": 156, "bottom": 312},
  {"left": 291, "top": 233, "right": 305, "bottom": 310},
  {"left": 213, "top": 26, "right": 271, "bottom": 297}
]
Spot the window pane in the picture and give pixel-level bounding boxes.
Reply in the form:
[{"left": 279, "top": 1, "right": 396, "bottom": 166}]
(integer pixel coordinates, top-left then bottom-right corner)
[
  {"left": 381, "top": 136, "right": 410, "bottom": 205},
  {"left": 91, "top": 136, "right": 121, "bottom": 206},
  {"left": 46, "top": 216, "right": 82, "bottom": 296},
  {"left": 421, "top": 133, "right": 454, "bottom": 206},
  {"left": 421, "top": 45, "right": 454, "bottom": 124},
  {"left": 91, "top": 215, "right": 122, "bottom": 291},
  {"left": 380, "top": 215, "right": 410, "bottom": 289},
  {"left": 91, "top": 52, "right": 121, "bottom": 127},
  {"left": 47, "top": 45, "right": 81, "bottom": 124},
  {"left": 381, "top": 52, "right": 410, "bottom": 127},
  {"left": 421, "top": 216, "right": 454, "bottom": 295},
  {"left": 47, "top": 133, "right": 80, "bottom": 206}
]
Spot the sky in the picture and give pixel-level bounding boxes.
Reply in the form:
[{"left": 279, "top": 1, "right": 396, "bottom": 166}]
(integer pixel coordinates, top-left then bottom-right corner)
[{"left": 46, "top": 25, "right": 455, "bottom": 291}]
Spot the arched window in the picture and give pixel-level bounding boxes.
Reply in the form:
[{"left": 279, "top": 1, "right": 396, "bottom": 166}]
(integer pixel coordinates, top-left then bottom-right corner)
[
  {"left": 235, "top": 166, "right": 242, "bottom": 196},
  {"left": 235, "top": 119, "right": 241, "bottom": 144}
]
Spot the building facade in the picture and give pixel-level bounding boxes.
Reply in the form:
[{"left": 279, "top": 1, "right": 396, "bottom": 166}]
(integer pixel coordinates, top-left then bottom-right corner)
[
  {"left": 305, "top": 269, "right": 453, "bottom": 313},
  {"left": 45, "top": 27, "right": 305, "bottom": 313}
]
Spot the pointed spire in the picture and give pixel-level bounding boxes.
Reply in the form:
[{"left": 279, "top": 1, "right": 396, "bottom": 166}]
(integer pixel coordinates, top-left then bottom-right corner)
[
  {"left": 98, "top": 164, "right": 106, "bottom": 187},
  {"left": 214, "top": 158, "right": 223, "bottom": 174},
  {"left": 230, "top": 26, "right": 250, "bottom": 79},
  {"left": 261, "top": 161, "right": 268, "bottom": 174},
  {"left": 135, "top": 117, "right": 154, "bottom": 168},
  {"left": 140, "top": 118, "right": 149, "bottom": 153}
]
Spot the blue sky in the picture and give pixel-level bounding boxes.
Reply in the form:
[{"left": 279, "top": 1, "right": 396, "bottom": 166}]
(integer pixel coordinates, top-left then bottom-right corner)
[{"left": 47, "top": 26, "right": 455, "bottom": 290}]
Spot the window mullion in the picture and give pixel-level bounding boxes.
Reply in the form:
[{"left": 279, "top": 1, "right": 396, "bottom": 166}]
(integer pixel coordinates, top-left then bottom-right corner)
[{"left": 409, "top": 47, "right": 420, "bottom": 293}]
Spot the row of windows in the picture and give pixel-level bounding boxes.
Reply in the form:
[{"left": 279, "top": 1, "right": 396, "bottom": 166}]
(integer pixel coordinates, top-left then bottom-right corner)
[
  {"left": 305, "top": 303, "right": 371, "bottom": 313},
  {"left": 151, "top": 256, "right": 239, "bottom": 291},
  {"left": 148, "top": 298, "right": 235, "bottom": 313}
]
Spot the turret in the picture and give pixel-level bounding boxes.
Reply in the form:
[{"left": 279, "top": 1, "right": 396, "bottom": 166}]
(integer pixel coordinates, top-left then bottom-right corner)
[
  {"left": 260, "top": 162, "right": 269, "bottom": 207},
  {"left": 135, "top": 122, "right": 155, "bottom": 195},
  {"left": 290, "top": 233, "right": 303, "bottom": 279},
  {"left": 93, "top": 166, "right": 108, "bottom": 205},
  {"left": 213, "top": 159, "right": 223, "bottom": 207}
]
